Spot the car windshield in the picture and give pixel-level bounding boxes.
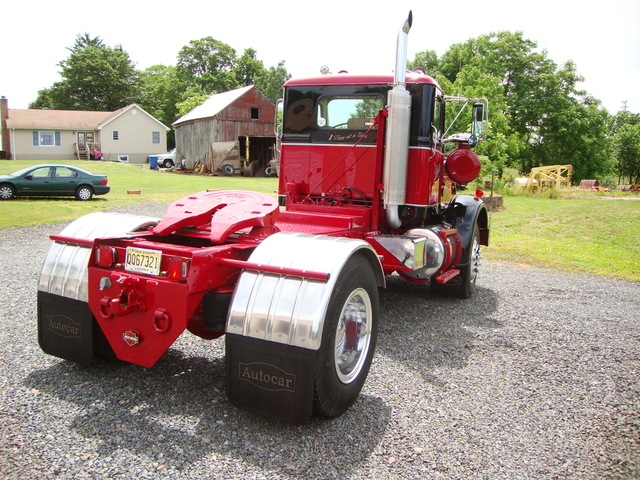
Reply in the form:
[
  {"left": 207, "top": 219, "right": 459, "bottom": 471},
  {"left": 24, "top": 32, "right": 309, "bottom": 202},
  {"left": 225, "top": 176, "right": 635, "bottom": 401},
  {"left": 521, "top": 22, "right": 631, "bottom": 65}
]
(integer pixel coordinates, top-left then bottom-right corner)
[{"left": 8, "top": 167, "right": 38, "bottom": 177}]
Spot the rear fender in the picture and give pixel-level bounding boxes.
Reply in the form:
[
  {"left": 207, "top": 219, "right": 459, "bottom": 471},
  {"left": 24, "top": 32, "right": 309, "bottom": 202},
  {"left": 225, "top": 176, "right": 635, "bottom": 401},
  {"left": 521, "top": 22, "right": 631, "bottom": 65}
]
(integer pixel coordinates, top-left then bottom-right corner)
[
  {"left": 225, "top": 232, "right": 384, "bottom": 423},
  {"left": 37, "top": 213, "right": 159, "bottom": 364},
  {"left": 39, "top": 212, "right": 159, "bottom": 302}
]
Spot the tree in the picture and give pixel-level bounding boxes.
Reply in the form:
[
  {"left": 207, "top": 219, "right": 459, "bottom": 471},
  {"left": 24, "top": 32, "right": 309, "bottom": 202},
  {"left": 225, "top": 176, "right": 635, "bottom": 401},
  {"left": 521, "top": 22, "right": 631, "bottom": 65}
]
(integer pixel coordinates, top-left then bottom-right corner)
[
  {"left": 613, "top": 123, "right": 640, "bottom": 184},
  {"left": 407, "top": 50, "right": 440, "bottom": 75},
  {"left": 412, "top": 31, "right": 613, "bottom": 181},
  {"left": 31, "top": 37, "right": 140, "bottom": 111},
  {"left": 68, "top": 33, "right": 104, "bottom": 53},
  {"left": 235, "top": 48, "right": 264, "bottom": 86},
  {"left": 255, "top": 61, "right": 291, "bottom": 103},
  {"left": 610, "top": 110, "right": 640, "bottom": 135},
  {"left": 177, "top": 37, "right": 239, "bottom": 94},
  {"left": 29, "top": 88, "right": 56, "bottom": 109},
  {"left": 175, "top": 87, "right": 210, "bottom": 117},
  {"left": 138, "top": 65, "right": 185, "bottom": 148},
  {"left": 439, "top": 65, "right": 513, "bottom": 174},
  {"left": 527, "top": 62, "right": 611, "bottom": 182}
]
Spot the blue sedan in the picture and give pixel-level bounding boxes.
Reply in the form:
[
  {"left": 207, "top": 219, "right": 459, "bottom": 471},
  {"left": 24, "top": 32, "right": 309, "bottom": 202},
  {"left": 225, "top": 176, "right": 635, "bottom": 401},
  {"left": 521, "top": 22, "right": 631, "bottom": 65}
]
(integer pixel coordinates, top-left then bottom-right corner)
[{"left": 0, "top": 164, "right": 110, "bottom": 201}]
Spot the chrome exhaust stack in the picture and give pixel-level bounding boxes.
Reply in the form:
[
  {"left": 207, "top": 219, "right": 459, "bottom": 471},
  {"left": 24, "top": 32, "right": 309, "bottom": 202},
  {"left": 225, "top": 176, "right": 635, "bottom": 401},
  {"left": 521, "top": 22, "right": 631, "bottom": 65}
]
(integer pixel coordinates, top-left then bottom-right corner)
[
  {"left": 394, "top": 11, "right": 413, "bottom": 86},
  {"left": 384, "top": 11, "right": 413, "bottom": 229}
]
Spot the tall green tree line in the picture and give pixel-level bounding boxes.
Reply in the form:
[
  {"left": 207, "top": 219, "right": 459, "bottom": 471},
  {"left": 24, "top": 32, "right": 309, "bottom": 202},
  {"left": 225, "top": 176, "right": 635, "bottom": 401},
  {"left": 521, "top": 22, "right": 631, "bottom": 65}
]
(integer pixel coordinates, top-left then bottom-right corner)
[
  {"left": 31, "top": 32, "right": 638, "bottom": 183},
  {"left": 409, "top": 31, "right": 638, "bottom": 184},
  {"left": 31, "top": 33, "right": 291, "bottom": 147}
]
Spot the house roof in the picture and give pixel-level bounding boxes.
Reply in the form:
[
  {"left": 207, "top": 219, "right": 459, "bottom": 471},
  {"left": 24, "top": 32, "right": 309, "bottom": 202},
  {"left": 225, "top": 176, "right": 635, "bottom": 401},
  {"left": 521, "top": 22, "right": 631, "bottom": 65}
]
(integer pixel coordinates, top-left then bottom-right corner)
[
  {"left": 172, "top": 85, "right": 254, "bottom": 126},
  {"left": 6, "top": 109, "right": 114, "bottom": 130},
  {"left": 6, "top": 104, "right": 169, "bottom": 131}
]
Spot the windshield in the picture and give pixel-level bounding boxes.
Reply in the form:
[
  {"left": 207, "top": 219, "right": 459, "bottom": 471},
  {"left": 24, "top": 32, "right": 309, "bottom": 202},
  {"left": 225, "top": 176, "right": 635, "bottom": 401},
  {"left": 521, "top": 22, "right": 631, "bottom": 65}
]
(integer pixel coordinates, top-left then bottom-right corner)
[
  {"left": 7, "top": 167, "right": 37, "bottom": 177},
  {"left": 316, "top": 96, "right": 385, "bottom": 129}
]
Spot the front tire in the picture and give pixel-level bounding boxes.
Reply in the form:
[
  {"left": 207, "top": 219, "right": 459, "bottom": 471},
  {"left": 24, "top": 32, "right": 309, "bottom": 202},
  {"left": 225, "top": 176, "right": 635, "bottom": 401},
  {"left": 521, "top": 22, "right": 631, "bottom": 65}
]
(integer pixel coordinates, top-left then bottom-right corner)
[
  {"left": 0, "top": 184, "right": 16, "bottom": 200},
  {"left": 313, "top": 255, "right": 378, "bottom": 417},
  {"left": 431, "top": 224, "right": 481, "bottom": 299},
  {"left": 75, "top": 186, "right": 94, "bottom": 201}
]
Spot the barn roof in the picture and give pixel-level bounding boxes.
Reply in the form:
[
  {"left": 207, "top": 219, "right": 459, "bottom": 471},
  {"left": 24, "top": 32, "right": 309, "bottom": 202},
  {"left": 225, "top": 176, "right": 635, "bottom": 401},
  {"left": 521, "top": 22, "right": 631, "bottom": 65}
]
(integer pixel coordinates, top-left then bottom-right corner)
[{"left": 172, "top": 85, "right": 254, "bottom": 126}]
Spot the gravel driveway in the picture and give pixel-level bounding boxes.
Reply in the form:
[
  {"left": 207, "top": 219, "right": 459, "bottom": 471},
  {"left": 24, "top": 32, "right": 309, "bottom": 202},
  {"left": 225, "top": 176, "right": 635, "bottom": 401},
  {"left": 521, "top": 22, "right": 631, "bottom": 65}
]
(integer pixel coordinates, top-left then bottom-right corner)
[{"left": 1, "top": 203, "right": 638, "bottom": 479}]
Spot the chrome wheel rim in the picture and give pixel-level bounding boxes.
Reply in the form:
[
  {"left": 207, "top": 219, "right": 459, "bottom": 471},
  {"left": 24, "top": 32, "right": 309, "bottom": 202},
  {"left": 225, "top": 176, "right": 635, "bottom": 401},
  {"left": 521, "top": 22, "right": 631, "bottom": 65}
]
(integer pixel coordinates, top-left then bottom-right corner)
[
  {"left": 334, "top": 287, "right": 373, "bottom": 384},
  {"left": 470, "top": 236, "right": 481, "bottom": 285},
  {"left": 0, "top": 186, "right": 12, "bottom": 199}
]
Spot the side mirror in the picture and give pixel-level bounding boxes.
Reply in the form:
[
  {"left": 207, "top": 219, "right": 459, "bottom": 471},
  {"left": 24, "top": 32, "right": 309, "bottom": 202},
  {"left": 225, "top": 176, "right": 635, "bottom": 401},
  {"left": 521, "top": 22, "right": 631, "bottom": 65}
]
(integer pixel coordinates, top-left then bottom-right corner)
[
  {"left": 471, "top": 101, "right": 487, "bottom": 140},
  {"left": 274, "top": 99, "right": 284, "bottom": 138},
  {"left": 25, "top": 174, "right": 33, "bottom": 180}
]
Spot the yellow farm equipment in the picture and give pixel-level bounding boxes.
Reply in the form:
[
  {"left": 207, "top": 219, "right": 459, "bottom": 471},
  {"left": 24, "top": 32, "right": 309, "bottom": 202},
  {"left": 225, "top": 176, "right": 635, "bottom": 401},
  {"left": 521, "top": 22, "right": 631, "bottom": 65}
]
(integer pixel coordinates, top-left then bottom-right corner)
[{"left": 515, "top": 165, "right": 573, "bottom": 191}]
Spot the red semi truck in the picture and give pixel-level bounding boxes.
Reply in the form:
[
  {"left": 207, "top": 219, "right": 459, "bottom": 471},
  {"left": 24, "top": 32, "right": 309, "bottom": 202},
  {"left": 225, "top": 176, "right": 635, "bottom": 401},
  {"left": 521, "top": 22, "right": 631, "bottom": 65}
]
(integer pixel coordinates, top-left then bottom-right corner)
[{"left": 38, "top": 12, "right": 489, "bottom": 423}]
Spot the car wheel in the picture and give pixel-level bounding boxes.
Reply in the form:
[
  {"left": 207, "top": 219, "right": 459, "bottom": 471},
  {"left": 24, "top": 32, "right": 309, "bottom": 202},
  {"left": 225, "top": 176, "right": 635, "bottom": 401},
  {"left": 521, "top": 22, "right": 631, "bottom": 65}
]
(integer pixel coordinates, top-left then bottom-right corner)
[
  {"left": 75, "top": 186, "right": 94, "bottom": 201},
  {"left": 313, "top": 254, "right": 378, "bottom": 417},
  {"left": 162, "top": 159, "right": 174, "bottom": 168},
  {"left": 221, "top": 164, "right": 235, "bottom": 176},
  {"left": 0, "top": 184, "right": 16, "bottom": 200}
]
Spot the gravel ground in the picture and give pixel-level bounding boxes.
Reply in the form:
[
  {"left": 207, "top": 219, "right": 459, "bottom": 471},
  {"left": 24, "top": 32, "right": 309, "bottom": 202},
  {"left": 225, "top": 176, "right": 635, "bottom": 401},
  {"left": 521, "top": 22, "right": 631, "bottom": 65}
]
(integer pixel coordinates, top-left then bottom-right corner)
[{"left": 1, "top": 202, "right": 638, "bottom": 479}]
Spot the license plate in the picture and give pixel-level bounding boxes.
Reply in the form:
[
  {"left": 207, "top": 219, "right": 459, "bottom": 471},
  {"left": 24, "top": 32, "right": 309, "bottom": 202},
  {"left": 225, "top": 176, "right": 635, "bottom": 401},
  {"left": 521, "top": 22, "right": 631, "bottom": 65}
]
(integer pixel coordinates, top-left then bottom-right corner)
[{"left": 124, "top": 247, "right": 162, "bottom": 275}]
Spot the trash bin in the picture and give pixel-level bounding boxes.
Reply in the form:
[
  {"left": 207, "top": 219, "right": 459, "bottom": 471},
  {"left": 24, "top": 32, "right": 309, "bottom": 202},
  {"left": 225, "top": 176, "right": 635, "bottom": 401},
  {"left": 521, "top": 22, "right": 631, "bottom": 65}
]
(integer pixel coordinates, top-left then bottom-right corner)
[{"left": 149, "top": 155, "right": 158, "bottom": 169}]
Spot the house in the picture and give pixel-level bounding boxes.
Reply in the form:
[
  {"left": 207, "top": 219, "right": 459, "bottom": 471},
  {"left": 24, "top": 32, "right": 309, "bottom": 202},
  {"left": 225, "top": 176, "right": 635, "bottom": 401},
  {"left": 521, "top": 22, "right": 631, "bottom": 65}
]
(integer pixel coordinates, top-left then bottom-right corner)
[
  {"left": 173, "top": 85, "right": 276, "bottom": 176},
  {"left": 0, "top": 97, "right": 168, "bottom": 164}
]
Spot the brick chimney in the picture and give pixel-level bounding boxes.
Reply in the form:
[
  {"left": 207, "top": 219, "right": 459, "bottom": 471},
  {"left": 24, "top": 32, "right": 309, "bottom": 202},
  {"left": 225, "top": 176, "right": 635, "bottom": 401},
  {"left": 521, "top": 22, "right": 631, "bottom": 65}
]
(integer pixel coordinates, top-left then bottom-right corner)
[{"left": 1, "top": 96, "right": 10, "bottom": 159}]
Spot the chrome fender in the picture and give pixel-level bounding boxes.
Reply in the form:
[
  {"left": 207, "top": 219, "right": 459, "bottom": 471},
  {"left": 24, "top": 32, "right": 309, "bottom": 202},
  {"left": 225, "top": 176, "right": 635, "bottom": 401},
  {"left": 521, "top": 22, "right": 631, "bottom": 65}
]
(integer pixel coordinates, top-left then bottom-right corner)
[
  {"left": 226, "top": 232, "right": 384, "bottom": 351},
  {"left": 38, "top": 212, "right": 158, "bottom": 301}
]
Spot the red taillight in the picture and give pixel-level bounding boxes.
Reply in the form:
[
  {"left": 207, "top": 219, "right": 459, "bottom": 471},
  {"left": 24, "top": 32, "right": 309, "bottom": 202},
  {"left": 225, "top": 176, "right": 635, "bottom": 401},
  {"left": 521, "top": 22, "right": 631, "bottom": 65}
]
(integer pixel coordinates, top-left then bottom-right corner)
[
  {"left": 95, "top": 245, "right": 117, "bottom": 267},
  {"left": 167, "top": 257, "right": 189, "bottom": 280},
  {"left": 475, "top": 189, "right": 484, "bottom": 198},
  {"left": 99, "top": 178, "right": 108, "bottom": 185}
]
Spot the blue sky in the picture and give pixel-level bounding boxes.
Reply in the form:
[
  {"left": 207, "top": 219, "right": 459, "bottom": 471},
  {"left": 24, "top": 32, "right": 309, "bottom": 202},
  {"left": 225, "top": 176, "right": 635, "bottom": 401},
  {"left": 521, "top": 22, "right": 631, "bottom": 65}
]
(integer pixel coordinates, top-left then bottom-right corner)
[{"left": 2, "top": 0, "right": 639, "bottom": 113}]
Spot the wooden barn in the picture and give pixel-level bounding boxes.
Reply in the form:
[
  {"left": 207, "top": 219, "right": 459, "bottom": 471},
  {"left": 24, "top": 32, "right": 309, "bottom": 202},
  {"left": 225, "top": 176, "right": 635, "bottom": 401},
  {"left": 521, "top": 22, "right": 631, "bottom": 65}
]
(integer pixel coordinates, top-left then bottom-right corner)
[{"left": 173, "top": 85, "right": 276, "bottom": 176}]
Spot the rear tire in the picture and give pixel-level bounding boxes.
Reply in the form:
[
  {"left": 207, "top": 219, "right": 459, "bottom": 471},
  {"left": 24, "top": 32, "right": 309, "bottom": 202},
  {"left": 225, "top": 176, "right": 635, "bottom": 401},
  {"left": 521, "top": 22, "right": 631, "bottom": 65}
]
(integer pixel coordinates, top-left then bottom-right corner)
[
  {"left": 162, "top": 159, "right": 174, "bottom": 168},
  {"left": 313, "top": 255, "right": 378, "bottom": 417},
  {"left": 75, "top": 186, "right": 94, "bottom": 201}
]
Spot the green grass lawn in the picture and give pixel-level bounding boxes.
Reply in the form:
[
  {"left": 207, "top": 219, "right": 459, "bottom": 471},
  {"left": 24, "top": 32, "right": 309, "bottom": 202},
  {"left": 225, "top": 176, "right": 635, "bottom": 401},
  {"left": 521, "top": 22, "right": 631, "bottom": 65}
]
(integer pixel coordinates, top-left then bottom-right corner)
[
  {"left": 486, "top": 196, "right": 640, "bottom": 281},
  {"left": 2, "top": 160, "right": 638, "bottom": 281},
  {"left": 0, "top": 160, "right": 279, "bottom": 228}
]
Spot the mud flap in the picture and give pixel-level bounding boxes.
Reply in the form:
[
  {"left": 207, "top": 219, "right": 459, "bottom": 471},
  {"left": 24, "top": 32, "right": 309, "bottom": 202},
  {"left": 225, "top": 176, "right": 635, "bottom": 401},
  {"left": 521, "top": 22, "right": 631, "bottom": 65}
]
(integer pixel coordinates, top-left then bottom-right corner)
[
  {"left": 226, "top": 333, "right": 317, "bottom": 424},
  {"left": 37, "top": 291, "right": 96, "bottom": 364}
]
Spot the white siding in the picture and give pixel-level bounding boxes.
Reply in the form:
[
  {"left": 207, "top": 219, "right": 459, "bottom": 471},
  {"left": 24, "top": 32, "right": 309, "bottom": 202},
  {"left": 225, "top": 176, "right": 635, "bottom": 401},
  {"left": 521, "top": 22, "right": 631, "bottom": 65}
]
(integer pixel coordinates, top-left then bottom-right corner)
[
  {"left": 100, "top": 107, "right": 167, "bottom": 164},
  {"left": 11, "top": 129, "right": 76, "bottom": 160}
]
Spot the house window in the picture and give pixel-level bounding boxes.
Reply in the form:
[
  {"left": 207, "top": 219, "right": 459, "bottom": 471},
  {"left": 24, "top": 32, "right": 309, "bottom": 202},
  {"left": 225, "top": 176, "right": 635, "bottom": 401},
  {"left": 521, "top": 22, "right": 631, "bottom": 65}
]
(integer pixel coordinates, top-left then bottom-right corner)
[
  {"left": 32, "top": 131, "right": 61, "bottom": 147},
  {"left": 152, "top": 131, "right": 160, "bottom": 144},
  {"left": 113, "top": 131, "right": 119, "bottom": 141},
  {"left": 251, "top": 107, "right": 259, "bottom": 120}
]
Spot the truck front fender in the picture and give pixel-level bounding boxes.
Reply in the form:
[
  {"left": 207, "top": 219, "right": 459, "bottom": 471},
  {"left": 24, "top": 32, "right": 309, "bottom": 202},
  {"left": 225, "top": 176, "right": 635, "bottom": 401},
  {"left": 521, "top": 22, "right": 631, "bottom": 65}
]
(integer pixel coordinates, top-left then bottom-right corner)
[{"left": 446, "top": 194, "right": 489, "bottom": 264}]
